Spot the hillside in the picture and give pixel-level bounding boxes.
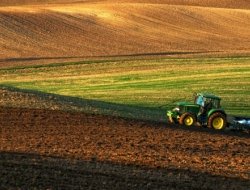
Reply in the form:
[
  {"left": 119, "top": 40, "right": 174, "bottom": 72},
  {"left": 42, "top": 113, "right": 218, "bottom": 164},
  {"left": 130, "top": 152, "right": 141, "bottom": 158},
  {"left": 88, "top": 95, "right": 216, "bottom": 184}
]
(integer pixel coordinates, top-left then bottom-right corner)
[
  {"left": 0, "top": 1, "right": 250, "bottom": 67},
  {"left": 0, "top": 0, "right": 84, "bottom": 6},
  {"left": 1, "top": 0, "right": 250, "bottom": 9}
]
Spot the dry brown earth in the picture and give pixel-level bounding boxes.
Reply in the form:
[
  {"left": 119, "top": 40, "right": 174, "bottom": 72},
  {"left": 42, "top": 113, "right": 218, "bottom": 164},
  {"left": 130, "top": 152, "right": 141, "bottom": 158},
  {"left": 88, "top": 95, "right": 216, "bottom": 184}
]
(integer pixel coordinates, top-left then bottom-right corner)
[
  {"left": 1, "top": 0, "right": 250, "bottom": 9},
  {"left": 1, "top": 106, "right": 250, "bottom": 189},
  {"left": 0, "top": 87, "right": 249, "bottom": 189},
  {"left": 108, "top": 0, "right": 250, "bottom": 9},
  {"left": 0, "top": 1, "right": 249, "bottom": 68},
  {"left": 1, "top": 1, "right": 250, "bottom": 189}
]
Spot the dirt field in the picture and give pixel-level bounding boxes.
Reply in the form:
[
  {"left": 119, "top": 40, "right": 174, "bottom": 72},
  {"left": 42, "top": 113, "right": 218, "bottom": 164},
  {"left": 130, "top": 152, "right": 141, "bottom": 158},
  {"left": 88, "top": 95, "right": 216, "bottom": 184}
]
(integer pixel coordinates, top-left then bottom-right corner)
[
  {"left": 0, "top": 1, "right": 250, "bottom": 68},
  {"left": 1, "top": 0, "right": 250, "bottom": 9},
  {"left": 1, "top": 1, "right": 250, "bottom": 189},
  {"left": 1, "top": 106, "right": 249, "bottom": 189}
]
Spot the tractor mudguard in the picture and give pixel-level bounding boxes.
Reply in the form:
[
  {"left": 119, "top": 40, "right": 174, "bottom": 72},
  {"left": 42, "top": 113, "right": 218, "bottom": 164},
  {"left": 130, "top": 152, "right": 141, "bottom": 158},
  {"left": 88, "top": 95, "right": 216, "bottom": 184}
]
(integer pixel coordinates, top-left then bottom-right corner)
[{"left": 208, "top": 109, "right": 226, "bottom": 118}]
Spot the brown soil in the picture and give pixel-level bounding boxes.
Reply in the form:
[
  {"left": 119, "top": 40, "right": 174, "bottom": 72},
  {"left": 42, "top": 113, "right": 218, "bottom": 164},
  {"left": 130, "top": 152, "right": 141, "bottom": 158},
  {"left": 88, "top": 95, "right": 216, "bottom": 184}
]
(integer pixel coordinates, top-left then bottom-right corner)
[
  {"left": 1, "top": 106, "right": 250, "bottom": 189},
  {"left": 1, "top": 0, "right": 250, "bottom": 9},
  {"left": 1, "top": 1, "right": 250, "bottom": 188},
  {"left": 0, "top": 1, "right": 249, "bottom": 68}
]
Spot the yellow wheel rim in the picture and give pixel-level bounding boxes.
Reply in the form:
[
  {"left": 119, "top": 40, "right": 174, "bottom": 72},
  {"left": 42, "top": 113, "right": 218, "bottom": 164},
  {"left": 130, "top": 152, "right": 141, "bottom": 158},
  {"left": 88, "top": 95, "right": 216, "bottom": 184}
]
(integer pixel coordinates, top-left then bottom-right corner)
[
  {"left": 184, "top": 116, "right": 193, "bottom": 126},
  {"left": 212, "top": 117, "right": 224, "bottom": 130}
]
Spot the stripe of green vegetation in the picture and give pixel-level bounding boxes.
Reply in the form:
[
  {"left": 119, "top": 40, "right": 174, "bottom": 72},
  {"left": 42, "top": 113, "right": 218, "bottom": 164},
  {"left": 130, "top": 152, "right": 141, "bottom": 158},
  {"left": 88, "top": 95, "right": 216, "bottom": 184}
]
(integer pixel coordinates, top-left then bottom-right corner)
[
  {"left": 0, "top": 57, "right": 250, "bottom": 118},
  {"left": 0, "top": 59, "right": 118, "bottom": 72},
  {"left": 0, "top": 56, "right": 249, "bottom": 72}
]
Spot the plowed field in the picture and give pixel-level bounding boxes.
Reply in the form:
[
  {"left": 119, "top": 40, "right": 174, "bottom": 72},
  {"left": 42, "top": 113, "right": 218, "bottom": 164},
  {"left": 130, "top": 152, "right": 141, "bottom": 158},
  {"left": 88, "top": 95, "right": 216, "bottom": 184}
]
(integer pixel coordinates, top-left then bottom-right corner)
[
  {"left": 1, "top": 1, "right": 250, "bottom": 189},
  {"left": 1, "top": 1, "right": 250, "bottom": 68},
  {"left": 1, "top": 106, "right": 250, "bottom": 189},
  {"left": 1, "top": 0, "right": 250, "bottom": 9}
]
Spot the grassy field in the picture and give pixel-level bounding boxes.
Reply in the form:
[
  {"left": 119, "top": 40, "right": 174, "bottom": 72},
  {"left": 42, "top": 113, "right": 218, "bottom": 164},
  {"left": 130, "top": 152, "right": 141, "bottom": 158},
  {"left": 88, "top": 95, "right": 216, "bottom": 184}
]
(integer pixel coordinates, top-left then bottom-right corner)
[{"left": 0, "top": 57, "right": 250, "bottom": 118}]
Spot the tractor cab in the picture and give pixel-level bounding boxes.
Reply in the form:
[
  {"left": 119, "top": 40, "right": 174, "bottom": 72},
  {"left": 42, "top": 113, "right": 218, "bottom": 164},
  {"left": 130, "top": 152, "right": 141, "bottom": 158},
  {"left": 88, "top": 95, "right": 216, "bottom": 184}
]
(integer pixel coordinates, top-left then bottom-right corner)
[
  {"left": 167, "top": 93, "right": 227, "bottom": 130},
  {"left": 194, "top": 93, "right": 221, "bottom": 110}
]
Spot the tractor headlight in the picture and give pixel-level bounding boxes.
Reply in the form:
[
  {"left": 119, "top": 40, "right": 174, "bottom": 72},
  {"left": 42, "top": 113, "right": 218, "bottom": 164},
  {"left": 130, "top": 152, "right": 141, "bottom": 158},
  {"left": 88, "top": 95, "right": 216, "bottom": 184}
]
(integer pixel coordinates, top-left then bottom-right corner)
[{"left": 173, "top": 107, "right": 180, "bottom": 112}]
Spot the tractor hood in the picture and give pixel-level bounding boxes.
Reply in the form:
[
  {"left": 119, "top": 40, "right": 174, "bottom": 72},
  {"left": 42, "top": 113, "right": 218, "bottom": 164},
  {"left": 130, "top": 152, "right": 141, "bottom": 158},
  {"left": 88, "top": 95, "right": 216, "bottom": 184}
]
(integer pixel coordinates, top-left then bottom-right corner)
[
  {"left": 172, "top": 101, "right": 200, "bottom": 115},
  {"left": 176, "top": 101, "right": 199, "bottom": 108}
]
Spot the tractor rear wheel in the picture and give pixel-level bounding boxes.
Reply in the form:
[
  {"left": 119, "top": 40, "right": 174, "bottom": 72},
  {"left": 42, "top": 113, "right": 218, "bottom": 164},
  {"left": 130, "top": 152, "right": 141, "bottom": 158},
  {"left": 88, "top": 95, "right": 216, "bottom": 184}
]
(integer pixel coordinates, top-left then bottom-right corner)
[
  {"left": 208, "top": 112, "right": 227, "bottom": 130},
  {"left": 179, "top": 113, "right": 196, "bottom": 127}
]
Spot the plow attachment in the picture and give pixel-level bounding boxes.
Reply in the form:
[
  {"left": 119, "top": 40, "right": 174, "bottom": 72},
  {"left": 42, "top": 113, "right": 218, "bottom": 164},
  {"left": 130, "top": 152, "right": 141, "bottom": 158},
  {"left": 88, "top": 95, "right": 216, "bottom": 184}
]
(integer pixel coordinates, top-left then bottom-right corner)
[{"left": 228, "top": 116, "right": 250, "bottom": 133}]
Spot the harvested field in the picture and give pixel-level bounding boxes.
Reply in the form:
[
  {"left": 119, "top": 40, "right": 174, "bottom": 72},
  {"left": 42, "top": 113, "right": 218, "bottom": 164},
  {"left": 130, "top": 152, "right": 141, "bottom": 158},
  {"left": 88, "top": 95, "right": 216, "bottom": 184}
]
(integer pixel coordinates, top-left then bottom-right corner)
[
  {"left": 0, "top": 1, "right": 250, "bottom": 67},
  {"left": 1, "top": 106, "right": 250, "bottom": 189}
]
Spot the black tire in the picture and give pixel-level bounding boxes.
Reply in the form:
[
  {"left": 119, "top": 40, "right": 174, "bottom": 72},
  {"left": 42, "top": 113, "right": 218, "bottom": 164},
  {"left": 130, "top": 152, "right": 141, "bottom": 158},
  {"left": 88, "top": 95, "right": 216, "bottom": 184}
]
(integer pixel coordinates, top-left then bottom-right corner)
[
  {"left": 179, "top": 113, "right": 196, "bottom": 127},
  {"left": 208, "top": 112, "right": 227, "bottom": 130}
]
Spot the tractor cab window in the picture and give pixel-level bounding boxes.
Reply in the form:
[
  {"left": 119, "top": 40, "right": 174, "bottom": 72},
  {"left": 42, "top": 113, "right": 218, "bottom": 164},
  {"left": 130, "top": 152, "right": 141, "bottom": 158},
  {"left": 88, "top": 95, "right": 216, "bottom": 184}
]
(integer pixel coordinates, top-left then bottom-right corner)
[
  {"left": 195, "top": 95, "right": 205, "bottom": 107},
  {"left": 212, "top": 99, "right": 221, "bottom": 109},
  {"left": 204, "top": 98, "right": 213, "bottom": 109}
]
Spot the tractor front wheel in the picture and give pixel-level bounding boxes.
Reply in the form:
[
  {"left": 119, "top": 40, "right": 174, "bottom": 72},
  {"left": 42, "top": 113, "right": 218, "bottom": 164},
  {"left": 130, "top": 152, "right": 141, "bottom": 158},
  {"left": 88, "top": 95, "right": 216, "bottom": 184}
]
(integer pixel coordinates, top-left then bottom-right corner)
[
  {"left": 208, "top": 112, "right": 227, "bottom": 130},
  {"left": 179, "top": 113, "right": 196, "bottom": 127},
  {"left": 168, "top": 117, "right": 175, "bottom": 124}
]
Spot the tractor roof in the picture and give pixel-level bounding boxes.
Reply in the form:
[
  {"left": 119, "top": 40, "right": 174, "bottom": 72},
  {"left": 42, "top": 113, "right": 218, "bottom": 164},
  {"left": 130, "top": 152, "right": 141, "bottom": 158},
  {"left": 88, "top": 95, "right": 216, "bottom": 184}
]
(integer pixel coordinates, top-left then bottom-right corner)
[{"left": 197, "top": 93, "right": 221, "bottom": 100}]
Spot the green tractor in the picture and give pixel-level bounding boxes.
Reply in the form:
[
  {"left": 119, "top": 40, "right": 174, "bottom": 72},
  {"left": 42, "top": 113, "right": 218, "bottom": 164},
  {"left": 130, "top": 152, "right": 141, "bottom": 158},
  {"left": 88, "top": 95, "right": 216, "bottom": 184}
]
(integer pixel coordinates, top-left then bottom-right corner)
[{"left": 167, "top": 93, "right": 227, "bottom": 130}]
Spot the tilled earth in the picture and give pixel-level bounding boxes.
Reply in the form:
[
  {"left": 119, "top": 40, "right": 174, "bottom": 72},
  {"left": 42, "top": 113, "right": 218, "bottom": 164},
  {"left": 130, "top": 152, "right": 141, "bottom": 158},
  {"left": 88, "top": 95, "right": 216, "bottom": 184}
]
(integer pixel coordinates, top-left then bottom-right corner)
[{"left": 0, "top": 107, "right": 250, "bottom": 189}]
